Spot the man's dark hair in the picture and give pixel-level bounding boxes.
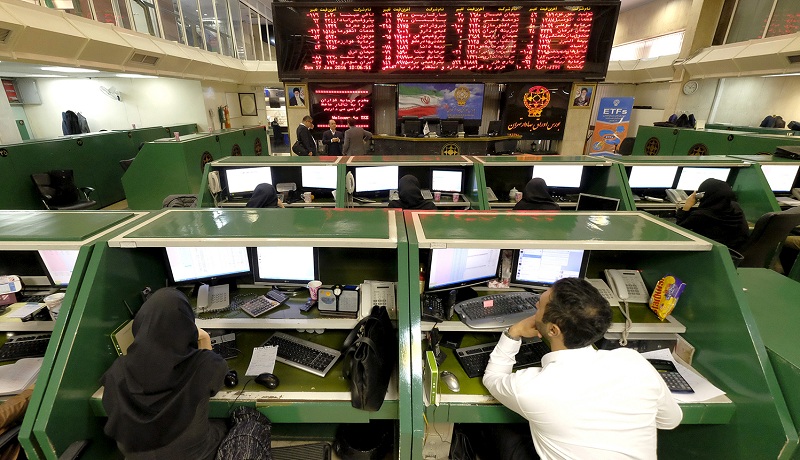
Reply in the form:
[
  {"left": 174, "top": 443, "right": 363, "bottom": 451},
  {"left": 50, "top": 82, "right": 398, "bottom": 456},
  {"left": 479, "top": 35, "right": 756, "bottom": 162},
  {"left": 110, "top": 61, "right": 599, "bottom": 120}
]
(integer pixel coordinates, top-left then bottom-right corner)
[
  {"left": 302, "top": 115, "right": 313, "bottom": 123},
  {"left": 543, "top": 278, "right": 611, "bottom": 349},
  {"left": 348, "top": 117, "right": 356, "bottom": 127}
]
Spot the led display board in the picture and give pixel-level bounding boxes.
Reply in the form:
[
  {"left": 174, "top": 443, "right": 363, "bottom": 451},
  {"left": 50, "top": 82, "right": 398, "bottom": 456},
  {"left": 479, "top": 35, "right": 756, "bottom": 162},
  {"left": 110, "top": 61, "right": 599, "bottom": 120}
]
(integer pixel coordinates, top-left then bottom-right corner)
[{"left": 309, "top": 83, "right": 374, "bottom": 132}]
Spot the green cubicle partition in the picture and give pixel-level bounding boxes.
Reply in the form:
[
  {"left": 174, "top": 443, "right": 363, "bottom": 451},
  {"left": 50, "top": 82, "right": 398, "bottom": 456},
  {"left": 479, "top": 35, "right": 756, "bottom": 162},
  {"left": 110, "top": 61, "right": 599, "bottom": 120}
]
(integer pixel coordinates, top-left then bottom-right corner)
[
  {"left": 734, "top": 133, "right": 800, "bottom": 156},
  {"left": 472, "top": 155, "right": 631, "bottom": 210},
  {"left": 705, "top": 123, "right": 798, "bottom": 137},
  {"left": 631, "top": 126, "right": 681, "bottom": 156},
  {"left": 632, "top": 126, "right": 800, "bottom": 158},
  {"left": 199, "top": 155, "right": 345, "bottom": 207},
  {"left": 216, "top": 126, "right": 270, "bottom": 158},
  {"left": 31, "top": 208, "right": 411, "bottom": 459},
  {"left": 0, "top": 211, "right": 150, "bottom": 460},
  {"left": 404, "top": 211, "right": 797, "bottom": 459},
  {"left": 728, "top": 154, "right": 800, "bottom": 213}
]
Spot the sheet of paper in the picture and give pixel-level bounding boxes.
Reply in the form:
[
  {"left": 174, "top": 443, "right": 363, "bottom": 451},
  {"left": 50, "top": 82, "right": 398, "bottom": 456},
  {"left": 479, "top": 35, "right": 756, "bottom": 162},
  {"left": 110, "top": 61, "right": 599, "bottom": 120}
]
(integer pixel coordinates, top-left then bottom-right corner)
[
  {"left": 640, "top": 348, "right": 726, "bottom": 403},
  {"left": 0, "top": 357, "right": 43, "bottom": 395},
  {"left": 5, "top": 303, "right": 44, "bottom": 318},
  {"left": 245, "top": 346, "right": 277, "bottom": 377}
]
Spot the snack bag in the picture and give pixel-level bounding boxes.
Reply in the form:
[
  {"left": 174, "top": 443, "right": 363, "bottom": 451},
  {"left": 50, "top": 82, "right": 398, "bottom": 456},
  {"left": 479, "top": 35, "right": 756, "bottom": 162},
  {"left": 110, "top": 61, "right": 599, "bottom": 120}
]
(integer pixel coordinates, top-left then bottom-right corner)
[{"left": 649, "top": 275, "right": 686, "bottom": 320}]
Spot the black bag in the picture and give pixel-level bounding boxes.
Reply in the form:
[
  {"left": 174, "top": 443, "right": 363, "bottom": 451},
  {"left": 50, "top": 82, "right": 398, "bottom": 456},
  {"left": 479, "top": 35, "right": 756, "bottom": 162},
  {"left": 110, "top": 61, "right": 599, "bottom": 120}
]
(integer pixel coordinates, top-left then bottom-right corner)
[
  {"left": 291, "top": 140, "right": 306, "bottom": 155},
  {"left": 216, "top": 406, "right": 272, "bottom": 460},
  {"left": 341, "top": 306, "right": 396, "bottom": 411}
]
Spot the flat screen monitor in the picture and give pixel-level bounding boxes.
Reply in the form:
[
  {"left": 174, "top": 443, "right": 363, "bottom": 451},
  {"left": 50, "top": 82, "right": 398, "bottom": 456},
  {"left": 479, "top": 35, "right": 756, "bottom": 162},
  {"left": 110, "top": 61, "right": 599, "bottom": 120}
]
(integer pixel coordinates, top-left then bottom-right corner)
[
  {"left": 676, "top": 167, "right": 731, "bottom": 191},
  {"left": 510, "top": 249, "right": 587, "bottom": 289},
  {"left": 402, "top": 120, "right": 421, "bottom": 137},
  {"left": 224, "top": 167, "right": 273, "bottom": 195},
  {"left": 355, "top": 165, "right": 399, "bottom": 193},
  {"left": 463, "top": 119, "right": 481, "bottom": 136},
  {"left": 761, "top": 164, "right": 800, "bottom": 192},
  {"left": 165, "top": 247, "right": 250, "bottom": 284},
  {"left": 37, "top": 249, "right": 80, "bottom": 287},
  {"left": 301, "top": 165, "right": 338, "bottom": 189},
  {"left": 426, "top": 248, "right": 501, "bottom": 292},
  {"left": 431, "top": 169, "right": 464, "bottom": 192},
  {"left": 576, "top": 193, "right": 620, "bottom": 211},
  {"left": 0, "top": 251, "right": 49, "bottom": 286},
  {"left": 487, "top": 120, "right": 503, "bottom": 136},
  {"left": 627, "top": 166, "right": 679, "bottom": 189},
  {"left": 531, "top": 165, "right": 584, "bottom": 188},
  {"left": 440, "top": 120, "right": 459, "bottom": 138},
  {"left": 252, "top": 246, "right": 317, "bottom": 286}
]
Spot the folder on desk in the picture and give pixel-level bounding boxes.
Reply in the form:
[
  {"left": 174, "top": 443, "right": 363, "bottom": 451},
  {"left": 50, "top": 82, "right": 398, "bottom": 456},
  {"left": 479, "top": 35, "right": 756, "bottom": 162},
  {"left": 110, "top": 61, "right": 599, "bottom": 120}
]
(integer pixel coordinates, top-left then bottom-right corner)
[{"left": 423, "top": 350, "right": 439, "bottom": 407}]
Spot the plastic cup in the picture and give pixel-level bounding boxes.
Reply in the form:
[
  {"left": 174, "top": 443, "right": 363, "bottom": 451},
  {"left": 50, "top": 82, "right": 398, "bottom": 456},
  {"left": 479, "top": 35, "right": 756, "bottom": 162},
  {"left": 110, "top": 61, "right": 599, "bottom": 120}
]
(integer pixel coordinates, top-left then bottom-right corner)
[
  {"left": 173, "top": 131, "right": 180, "bottom": 141},
  {"left": 307, "top": 280, "right": 322, "bottom": 301},
  {"left": 44, "top": 293, "right": 65, "bottom": 321},
  {"left": 515, "top": 191, "right": 523, "bottom": 202},
  {"left": 433, "top": 191, "right": 441, "bottom": 201},
  {"left": 452, "top": 193, "right": 460, "bottom": 202},
  {"left": 302, "top": 192, "right": 312, "bottom": 203}
]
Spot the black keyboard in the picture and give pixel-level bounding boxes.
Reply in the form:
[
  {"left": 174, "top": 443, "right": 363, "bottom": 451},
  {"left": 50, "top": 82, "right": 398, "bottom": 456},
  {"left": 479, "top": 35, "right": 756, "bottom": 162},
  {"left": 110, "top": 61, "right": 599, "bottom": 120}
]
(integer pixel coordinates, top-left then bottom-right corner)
[
  {"left": 266, "top": 289, "right": 289, "bottom": 303},
  {"left": 261, "top": 332, "right": 341, "bottom": 377},
  {"left": 454, "top": 292, "right": 539, "bottom": 328},
  {"left": 455, "top": 339, "right": 550, "bottom": 378},
  {"left": 20, "top": 294, "right": 48, "bottom": 303},
  {"left": 210, "top": 333, "right": 238, "bottom": 359},
  {"left": 0, "top": 333, "right": 51, "bottom": 362}
]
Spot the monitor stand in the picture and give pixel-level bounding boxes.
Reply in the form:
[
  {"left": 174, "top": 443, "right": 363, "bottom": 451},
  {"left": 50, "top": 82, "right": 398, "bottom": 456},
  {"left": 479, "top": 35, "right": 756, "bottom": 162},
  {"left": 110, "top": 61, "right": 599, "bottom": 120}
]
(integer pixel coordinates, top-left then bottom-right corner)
[{"left": 455, "top": 286, "right": 478, "bottom": 303}]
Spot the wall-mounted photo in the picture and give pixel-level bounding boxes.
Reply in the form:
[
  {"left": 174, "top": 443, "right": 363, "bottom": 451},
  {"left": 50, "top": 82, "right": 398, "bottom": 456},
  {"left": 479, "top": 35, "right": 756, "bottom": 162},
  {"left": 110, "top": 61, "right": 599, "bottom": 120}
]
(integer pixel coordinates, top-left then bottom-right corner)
[
  {"left": 571, "top": 84, "right": 596, "bottom": 108},
  {"left": 238, "top": 93, "right": 258, "bottom": 116},
  {"left": 285, "top": 84, "right": 308, "bottom": 108}
]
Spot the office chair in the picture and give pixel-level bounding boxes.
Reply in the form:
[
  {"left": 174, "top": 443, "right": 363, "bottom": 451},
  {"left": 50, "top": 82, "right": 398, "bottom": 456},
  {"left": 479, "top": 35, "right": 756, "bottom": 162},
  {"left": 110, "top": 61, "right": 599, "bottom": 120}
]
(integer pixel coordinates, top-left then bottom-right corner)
[
  {"left": 31, "top": 170, "right": 96, "bottom": 210},
  {"left": 618, "top": 137, "right": 635, "bottom": 155},
  {"left": 738, "top": 207, "right": 800, "bottom": 269},
  {"left": 119, "top": 158, "right": 134, "bottom": 171}
]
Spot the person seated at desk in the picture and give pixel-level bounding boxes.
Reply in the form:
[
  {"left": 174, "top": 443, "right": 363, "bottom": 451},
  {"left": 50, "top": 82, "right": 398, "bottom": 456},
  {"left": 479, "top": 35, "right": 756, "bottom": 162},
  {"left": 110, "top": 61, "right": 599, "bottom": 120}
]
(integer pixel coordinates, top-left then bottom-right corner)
[
  {"left": 388, "top": 175, "right": 436, "bottom": 210},
  {"left": 676, "top": 178, "right": 749, "bottom": 251},
  {"left": 246, "top": 183, "right": 284, "bottom": 208},
  {"left": 513, "top": 178, "right": 560, "bottom": 211},
  {"left": 482, "top": 278, "right": 682, "bottom": 460},
  {"left": 101, "top": 288, "right": 229, "bottom": 459}
]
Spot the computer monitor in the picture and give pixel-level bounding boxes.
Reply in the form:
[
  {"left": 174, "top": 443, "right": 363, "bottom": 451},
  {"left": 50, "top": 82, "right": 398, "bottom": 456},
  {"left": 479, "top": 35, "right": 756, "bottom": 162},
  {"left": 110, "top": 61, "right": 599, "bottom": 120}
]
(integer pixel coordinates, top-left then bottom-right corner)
[
  {"left": 487, "top": 120, "right": 503, "bottom": 136},
  {"left": 531, "top": 165, "right": 584, "bottom": 188},
  {"left": 0, "top": 251, "right": 49, "bottom": 287},
  {"left": 426, "top": 247, "right": 501, "bottom": 292},
  {"left": 576, "top": 193, "right": 620, "bottom": 211},
  {"left": 431, "top": 169, "right": 464, "bottom": 193},
  {"left": 37, "top": 249, "right": 80, "bottom": 287},
  {"left": 761, "top": 164, "right": 800, "bottom": 192},
  {"left": 224, "top": 167, "right": 273, "bottom": 195},
  {"left": 354, "top": 165, "right": 399, "bottom": 193},
  {"left": 440, "top": 120, "right": 459, "bottom": 138},
  {"left": 252, "top": 246, "right": 317, "bottom": 287},
  {"left": 463, "top": 119, "right": 481, "bottom": 136},
  {"left": 627, "top": 166, "right": 679, "bottom": 189},
  {"left": 676, "top": 167, "right": 731, "bottom": 191},
  {"left": 165, "top": 246, "right": 250, "bottom": 284},
  {"left": 301, "top": 165, "right": 338, "bottom": 189},
  {"left": 510, "top": 249, "right": 587, "bottom": 290},
  {"left": 402, "top": 120, "right": 422, "bottom": 137}
]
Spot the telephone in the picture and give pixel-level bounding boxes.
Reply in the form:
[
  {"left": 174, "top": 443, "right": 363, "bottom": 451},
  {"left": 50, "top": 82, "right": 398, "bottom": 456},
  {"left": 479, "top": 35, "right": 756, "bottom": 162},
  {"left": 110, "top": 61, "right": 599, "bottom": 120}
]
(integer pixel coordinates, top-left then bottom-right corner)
[
  {"left": 585, "top": 278, "right": 620, "bottom": 307},
  {"left": 207, "top": 171, "right": 222, "bottom": 194},
  {"left": 196, "top": 283, "right": 229, "bottom": 313},
  {"left": 361, "top": 280, "right": 396, "bottom": 319},
  {"left": 603, "top": 269, "right": 649, "bottom": 303},
  {"left": 486, "top": 187, "right": 499, "bottom": 202},
  {"left": 792, "top": 188, "right": 800, "bottom": 200},
  {"left": 665, "top": 188, "right": 688, "bottom": 204},
  {"left": 345, "top": 171, "right": 355, "bottom": 194}
]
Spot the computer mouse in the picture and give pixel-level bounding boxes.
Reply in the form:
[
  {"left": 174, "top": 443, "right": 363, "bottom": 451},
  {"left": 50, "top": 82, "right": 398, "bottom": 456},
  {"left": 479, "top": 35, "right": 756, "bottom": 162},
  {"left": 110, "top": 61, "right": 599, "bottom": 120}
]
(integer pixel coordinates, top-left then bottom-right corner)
[
  {"left": 223, "top": 370, "right": 238, "bottom": 388},
  {"left": 255, "top": 372, "right": 280, "bottom": 390},
  {"left": 440, "top": 370, "right": 460, "bottom": 393}
]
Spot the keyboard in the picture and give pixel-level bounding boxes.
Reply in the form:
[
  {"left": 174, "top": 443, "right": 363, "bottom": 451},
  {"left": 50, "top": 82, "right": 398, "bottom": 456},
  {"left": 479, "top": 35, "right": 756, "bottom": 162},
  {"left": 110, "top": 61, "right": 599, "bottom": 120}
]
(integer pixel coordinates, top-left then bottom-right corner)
[
  {"left": 240, "top": 295, "right": 282, "bottom": 317},
  {"left": 421, "top": 189, "right": 433, "bottom": 200},
  {"left": 455, "top": 338, "right": 550, "bottom": 378},
  {"left": 210, "top": 333, "right": 238, "bottom": 359},
  {"left": 0, "top": 333, "right": 51, "bottom": 363},
  {"left": 266, "top": 289, "right": 289, "bottom": 303},
  {"left": 20, "top": 294, "right": 48, "bottom": 303},
  {"left": 261, "top": 332, "right": 341, "bottom": 377},
  {"left": 454, "top": 291, "right": 539, "bottom": 329},
  {"left": 353, "top": 196, "right": 376, "bottom": 204}
]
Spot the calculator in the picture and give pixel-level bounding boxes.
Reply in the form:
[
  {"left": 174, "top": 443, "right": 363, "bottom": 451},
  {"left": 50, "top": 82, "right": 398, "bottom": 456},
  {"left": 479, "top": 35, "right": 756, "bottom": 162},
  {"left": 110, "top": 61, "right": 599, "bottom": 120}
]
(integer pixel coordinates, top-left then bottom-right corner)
[
  {"left": 648, "top": 359, "right": 694, "bottom": 393},
  {"left": 240, "top": 295, "right": 281, "bottom": 317}
]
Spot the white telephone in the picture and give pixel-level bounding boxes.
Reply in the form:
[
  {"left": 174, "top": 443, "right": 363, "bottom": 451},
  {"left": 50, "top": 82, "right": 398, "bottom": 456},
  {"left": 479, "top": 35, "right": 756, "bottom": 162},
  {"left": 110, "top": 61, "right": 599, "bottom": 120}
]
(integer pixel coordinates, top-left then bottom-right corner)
[
  {"left": 665, "top": 188, "right": 688, "bottom": 204},
  {"left": 361, "top": 280, "right": 397, "bottom": 319},
  {"left": 603, "top": 269, "right": 649, "bottom": 303},
  {"left": 196, "top": 283, "right": 230, "bottom": 313},
  {"left": 585, "top": 278, "right": 620, "bottom": 307},
  {"left": 208, "top": 171, "right": 222, "bottom": 194}
]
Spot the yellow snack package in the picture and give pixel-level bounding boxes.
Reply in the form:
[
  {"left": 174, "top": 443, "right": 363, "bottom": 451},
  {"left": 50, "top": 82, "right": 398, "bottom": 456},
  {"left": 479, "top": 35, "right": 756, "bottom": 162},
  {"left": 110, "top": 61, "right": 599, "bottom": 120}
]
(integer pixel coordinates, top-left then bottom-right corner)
[{"left": 649, "top": 274, "right": 686, "bottom": 321}]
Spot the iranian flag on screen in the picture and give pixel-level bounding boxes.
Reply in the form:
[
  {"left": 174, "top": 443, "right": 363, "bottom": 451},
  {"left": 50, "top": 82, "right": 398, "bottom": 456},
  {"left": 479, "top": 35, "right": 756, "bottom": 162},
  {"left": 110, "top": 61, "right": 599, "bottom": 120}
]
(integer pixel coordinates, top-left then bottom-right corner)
[{"left": 398, "top": 85, "right": 443, "bottom": 118}]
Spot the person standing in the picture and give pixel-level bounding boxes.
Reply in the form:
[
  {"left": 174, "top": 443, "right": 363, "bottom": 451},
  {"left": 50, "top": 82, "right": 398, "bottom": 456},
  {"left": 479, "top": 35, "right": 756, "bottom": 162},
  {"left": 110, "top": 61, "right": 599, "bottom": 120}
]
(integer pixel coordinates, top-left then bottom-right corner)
[
  {"left": 342, "top": 117, "right": 373, "bottom": 156},
  {"left": 293, "top": 115, "right": 316, "bottom": 156},
  {"left": 322, "top": 119, "right": 345, "bottom": 156}
]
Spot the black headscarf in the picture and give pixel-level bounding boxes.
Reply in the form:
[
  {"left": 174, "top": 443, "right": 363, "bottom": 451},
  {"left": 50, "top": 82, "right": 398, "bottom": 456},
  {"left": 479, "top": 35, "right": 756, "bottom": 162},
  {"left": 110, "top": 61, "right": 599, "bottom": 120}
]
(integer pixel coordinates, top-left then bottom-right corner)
[
  {"left": 676, "top": 178, "right": 750, "bottom": 250},
  {"left": 388, "top": 174, "right": 436, "bottom": 210},
  {"left": 513, "top": 178, "right": 560, "bottom": 211},
  {"left": 246, "top": 183, "right": 279, "bottom": 208},
  {"left": 101, "top": 288, "right": 227, "bottom": 452}
]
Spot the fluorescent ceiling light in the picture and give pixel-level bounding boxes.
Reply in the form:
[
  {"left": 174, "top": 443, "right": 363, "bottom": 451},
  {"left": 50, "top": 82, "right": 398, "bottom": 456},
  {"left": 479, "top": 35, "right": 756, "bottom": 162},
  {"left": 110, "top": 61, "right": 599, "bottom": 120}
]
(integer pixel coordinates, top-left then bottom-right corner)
[
  {"left": 115, "top": 73, "right": 157, "bottom": 78},
  {"left": 762, "top": 72, "right": 800, "bottom": 78},
  {"left": 40, "top": 66, "right": 100, "bottom": 73},
  {"left": 26, "top": 74, "right": 68, "bottom": 78}
]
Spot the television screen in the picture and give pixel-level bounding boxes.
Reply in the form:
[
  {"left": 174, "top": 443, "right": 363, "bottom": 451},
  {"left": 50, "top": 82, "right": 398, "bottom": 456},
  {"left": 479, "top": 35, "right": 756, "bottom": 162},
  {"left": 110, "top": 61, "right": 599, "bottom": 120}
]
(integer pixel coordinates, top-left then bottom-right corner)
[
  {"left": 398, "top": 83, "right": 484, "bottom": 120},
  {"left": 532, "top": 165, "right": 583, "bottom": 188},
  {"left": 761, "top": 165, "right": 800, "bottom": 192},
  {"left": 401, "top": 120, "right": 422, "bottom": 137},
  {"left": 38, "top": 249, "right": 80, "bottom": 287},
  {"left": 253, "top": 246, "right": 317, "bottom": 286},
  {"left": 576, "top": 193, "right": 620, "bottom": 211},
  {"left": 487, "top": 120, "right": 503, "bottom": 136},
  {"left": 463, "top": 119, "right": 481, "bottom": 136},
  {"left": 301, "top": 166, "right": 338, "bottom": 189},
  {"left": 427, "top": 248, "right": 501, "bottom": 292},
  {"left": 440, "top": 120, "right": 460, "bottom": 138},
  {"left": 165, "top": 247, "right": 250, "bottom": 284},
  {"left": 431, "top": 170, "right": 464, "bottom": 192},
  {"left": 676, "top": 167, "right": 731, "bottom": 191},
  {"left": 510, "top": 249, "right": 586, "bottom": 289},
  {"left": 224, "top": 167, "right": 273, "bottom": 195},
  {"left": 355, "top": 166, "right": 399, "bottom": 192},
  {"left": 627, "top": 166, "right": 679, "bottom": 189}
]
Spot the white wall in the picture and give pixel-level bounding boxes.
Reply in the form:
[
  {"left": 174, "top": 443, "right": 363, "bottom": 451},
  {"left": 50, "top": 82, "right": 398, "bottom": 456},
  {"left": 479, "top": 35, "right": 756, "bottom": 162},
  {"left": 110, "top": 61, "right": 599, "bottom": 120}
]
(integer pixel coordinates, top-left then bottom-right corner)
[
  {"left": 614, "top": 0, "right": 692, "bottom": 46},
  {"left": 201, "top": 82, "right": 268, "bottom": 132},
  {"left": 0, "top": 94, "right": 22, "bottom": 145},
  {"left": 22, "top": 77, "right": 207, "bottom": 139},
  {"left": 709, "top": 76, "right": 800, "bottom": 126}
]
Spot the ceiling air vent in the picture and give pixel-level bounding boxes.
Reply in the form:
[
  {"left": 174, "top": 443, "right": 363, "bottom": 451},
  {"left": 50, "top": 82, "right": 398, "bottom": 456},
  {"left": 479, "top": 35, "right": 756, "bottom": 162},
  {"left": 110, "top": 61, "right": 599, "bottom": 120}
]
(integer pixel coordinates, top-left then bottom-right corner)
[
  {"left": 0, "top": 28, "right": 12, "bottom": 44},
  {"left": 787, "top": 54, "right": 800, "bottom": 64},
  {"left": 130, "top": 53, "right": 159, "bottom": 66}
]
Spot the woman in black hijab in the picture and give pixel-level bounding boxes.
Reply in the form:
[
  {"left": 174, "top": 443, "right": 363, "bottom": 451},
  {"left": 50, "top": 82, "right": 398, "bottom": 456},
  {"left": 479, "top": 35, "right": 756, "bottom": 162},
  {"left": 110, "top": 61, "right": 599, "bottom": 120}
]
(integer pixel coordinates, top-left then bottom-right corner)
[
  {"left": 513, "top": 178, "right": 560, "bottom": 211},
  {"left": 388, "top": 174, "right": 436, "bottom": 210},
  {"left": 676, "top": 178, "right": 749, "bottom": 250},
  {"left": 246, "top": 183, "right": 283, "bottom": 208},
  {"left": 101, "top": 288, "right": 228, "bottom": 459}
]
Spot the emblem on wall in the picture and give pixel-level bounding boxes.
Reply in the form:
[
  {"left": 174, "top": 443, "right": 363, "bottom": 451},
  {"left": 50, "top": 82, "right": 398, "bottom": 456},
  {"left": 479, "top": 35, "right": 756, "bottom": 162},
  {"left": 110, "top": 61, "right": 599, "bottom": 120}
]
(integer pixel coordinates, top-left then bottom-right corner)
[
  {"left": 688, "top": 143, "right": 708, "bottom": 156},
  {"left": 200, "top": 151, "right": 213, "bottom": 171},
  {"left": 523, "top": 85, "right": 550, "bottom": 117},
  {"left": 254, "top": 138, "right": 263, "bottom": 156},
  {"left": 232, "top": 144, "right": 242, "bottom": 156},
  {"left": 645, "top": 138, "right": 660, "bottom": 156},
  {"left": 454, "top": 86, "right": 471, "bottom": 106},
  {"left": 441, "top": 143, "right": 459, "bottom": 155}
]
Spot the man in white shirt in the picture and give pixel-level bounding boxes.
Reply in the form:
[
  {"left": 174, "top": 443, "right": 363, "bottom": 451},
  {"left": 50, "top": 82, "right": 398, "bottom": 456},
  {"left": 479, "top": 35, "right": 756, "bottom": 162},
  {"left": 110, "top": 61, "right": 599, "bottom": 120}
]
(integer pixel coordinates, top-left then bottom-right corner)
[{"left": 483, "top": 277, "right": 682, "bottom": 460}]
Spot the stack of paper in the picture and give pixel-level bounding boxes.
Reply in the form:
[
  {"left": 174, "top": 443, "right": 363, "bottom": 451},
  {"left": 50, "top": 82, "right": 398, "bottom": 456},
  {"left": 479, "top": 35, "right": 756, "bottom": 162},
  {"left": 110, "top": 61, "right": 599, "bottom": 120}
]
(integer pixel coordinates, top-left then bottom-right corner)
[{"left": 0, "top": 357, "right": 43, "bottom": 396}]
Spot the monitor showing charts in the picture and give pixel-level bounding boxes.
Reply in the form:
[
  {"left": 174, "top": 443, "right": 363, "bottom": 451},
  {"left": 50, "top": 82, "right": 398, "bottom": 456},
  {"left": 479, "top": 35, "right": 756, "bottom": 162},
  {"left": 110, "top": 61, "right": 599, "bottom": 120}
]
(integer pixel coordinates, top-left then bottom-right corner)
[
  {"left": 761, "top": 164, "right": 800, "bottom": 192},
  {"left": 627, "top": 166, "right": 679, "bottom": 189},
  {"left": 531, "top": 165, "right": 584, "bottom": 188},
  {"left": 38, "top": 249, "right": 80, "bottom": 286},
  {"left": 301, "top": 166, "right": 338, "bottom": 189},
  {"left": 165, "top": 247, "right": 250, "bottom": 283},
  {"left": 676, "top": 167, "right": 731, "bottom": 191},
  {"left": 224, "top": 167, "right": 273, "bottom": 195},
  {"left": 355, "top": 166, "right": 399, "bottom": 193},
  {"left": 431, "top": 169, "right": 464, "bottom": 192}
]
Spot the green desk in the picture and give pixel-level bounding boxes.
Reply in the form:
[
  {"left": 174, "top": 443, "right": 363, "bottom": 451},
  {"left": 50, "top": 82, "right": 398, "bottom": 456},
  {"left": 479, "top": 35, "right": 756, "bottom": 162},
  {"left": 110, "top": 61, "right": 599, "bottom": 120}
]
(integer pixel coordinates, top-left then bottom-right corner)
[{"left": 373, "top": 134, "right": 521, "bottom": 156}]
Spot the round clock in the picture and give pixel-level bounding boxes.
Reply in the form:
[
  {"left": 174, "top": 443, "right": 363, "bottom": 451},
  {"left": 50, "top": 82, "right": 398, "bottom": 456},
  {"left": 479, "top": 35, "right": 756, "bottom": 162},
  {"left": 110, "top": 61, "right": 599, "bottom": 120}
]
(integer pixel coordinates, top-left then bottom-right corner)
[{"left": 683, "top": 80, "right": 699, "bottom": 95}]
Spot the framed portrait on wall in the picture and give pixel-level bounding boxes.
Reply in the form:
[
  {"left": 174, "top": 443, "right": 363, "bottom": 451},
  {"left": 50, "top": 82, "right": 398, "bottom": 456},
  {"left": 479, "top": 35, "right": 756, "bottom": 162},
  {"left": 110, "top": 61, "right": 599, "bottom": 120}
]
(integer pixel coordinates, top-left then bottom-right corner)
[
  {"left": 238, "top": 93, "right": 258, "bottom": 116},
  {"left": 285, "top": 84, "right": 308, "bottom": 108},
  {"left": 571, "top": 83, "right": 596, "bottom": 108}
]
